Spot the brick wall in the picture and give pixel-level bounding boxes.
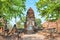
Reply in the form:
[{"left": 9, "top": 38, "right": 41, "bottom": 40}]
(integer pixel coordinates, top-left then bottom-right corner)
[{"left": 42, "top": 19, "right": 60, "bottom": 33}]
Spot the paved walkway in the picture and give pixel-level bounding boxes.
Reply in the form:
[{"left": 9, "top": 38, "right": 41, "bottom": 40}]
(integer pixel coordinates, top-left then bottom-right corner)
[
  {"left": 0, "top": 33, "right": 60, "bottom": 40},
  {"left": 21, "top": 34, "right": 45, "bottom": 40}
]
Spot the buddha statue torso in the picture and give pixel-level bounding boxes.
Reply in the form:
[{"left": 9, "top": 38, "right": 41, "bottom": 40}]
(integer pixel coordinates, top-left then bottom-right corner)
[{"left": 24, "top": 8, "right": 36, "bottom": 34}]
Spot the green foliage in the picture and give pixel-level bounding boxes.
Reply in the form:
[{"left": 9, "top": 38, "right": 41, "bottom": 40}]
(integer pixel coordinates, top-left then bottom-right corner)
[
  {"left": 16, "top": 20, "right": 24, "bottom": 29},
  {"left": 0, "top": 0, "right": 26, "bottom": 21},
  {"left": 36, "top": 0, "right": 60, "bottom": 21},
  {"left": 35, "top": 18, "right": 41, "bottom": 27},
  {"left": 0, "top": 22, "right": 3, "bottom": 26},
  {"left": 16, "top": 16, "right": 26, "bottom": 29}
]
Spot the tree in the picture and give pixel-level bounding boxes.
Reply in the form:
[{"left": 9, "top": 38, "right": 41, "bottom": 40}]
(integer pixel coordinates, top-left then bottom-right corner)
[
  {"left": 35, "top": 18, "right": 41, "bottom": 27},
  {"left": 0, "top": 0, "right": 26, "bottom": 20},
  {"left": 16, "top": 16, "right": 26, "bottom": 29},
  {"left": 36, "top": 0, "right": 60, "bottom": 21},
  {"left": 0, "top": 0, "right": 26, "bottom": 29}
]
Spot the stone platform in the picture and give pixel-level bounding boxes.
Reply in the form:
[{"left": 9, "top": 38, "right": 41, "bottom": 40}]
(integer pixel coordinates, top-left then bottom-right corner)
[
  {"left": 0, "top": 33, "right": 60, "bottom": 40},
  {"left": 21, "top": 34, "right": 45, "bottom": 40}
]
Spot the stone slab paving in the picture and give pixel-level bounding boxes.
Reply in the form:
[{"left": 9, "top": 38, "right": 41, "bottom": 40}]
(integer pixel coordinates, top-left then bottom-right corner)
[
  {"left": 0, "top": 34, "right": 60, "bottom": 40},
  {"left": 21, "top": 34, "right": 45, "bottom": 40},
  {"left": 19, "top": 33, "right": 60, "bottom": 40}
]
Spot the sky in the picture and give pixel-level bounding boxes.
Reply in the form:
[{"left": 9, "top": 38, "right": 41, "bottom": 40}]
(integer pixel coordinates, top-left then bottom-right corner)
[
  {"left": 10, "top": 0, "right": 45, "bottom": 26},
  {"left": 25, "top": 0, "right": 45, "bottom": 23},
  {"left": 25, "top": 0, "right": 40, "bottom": 18}
]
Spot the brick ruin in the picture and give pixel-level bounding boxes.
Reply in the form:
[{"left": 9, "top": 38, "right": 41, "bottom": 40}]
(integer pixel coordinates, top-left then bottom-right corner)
[{"left": 42, "top": 19, "right": 60, "bottom": 33}]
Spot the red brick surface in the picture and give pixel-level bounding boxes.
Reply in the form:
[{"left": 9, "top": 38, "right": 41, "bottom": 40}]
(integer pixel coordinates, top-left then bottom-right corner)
[{"left": 42, "top": 19, "right": 60, "bottom": 33}]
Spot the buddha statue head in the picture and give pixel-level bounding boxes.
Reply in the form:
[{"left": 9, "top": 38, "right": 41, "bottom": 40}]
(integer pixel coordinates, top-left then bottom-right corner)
[{"left": 27, "top": 7, "right": 34, "bottom": 18}]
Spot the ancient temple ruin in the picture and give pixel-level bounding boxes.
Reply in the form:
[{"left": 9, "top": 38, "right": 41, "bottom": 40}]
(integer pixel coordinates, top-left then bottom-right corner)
[{"left": 24, "top": 7, "right": 36, "bottom": 34}]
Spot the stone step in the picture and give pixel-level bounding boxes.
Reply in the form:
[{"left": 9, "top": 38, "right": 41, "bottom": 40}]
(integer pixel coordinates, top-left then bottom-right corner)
[{"left": 21, "top": 34, "right": 45, "bottom": 40}]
